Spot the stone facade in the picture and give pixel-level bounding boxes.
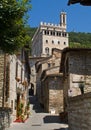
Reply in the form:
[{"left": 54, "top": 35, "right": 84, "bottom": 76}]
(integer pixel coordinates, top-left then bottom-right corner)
[
  {"left": 41, "top": 74, "right": 63, "bottom": 114},
  {"left": 0, "top": 48, "right": 30, "bottom": 125},
  {"left": 59, "top": 48, "right": 91, "bottom": 128},
  {"left": 29, "top": 56, "right": 44, "bottom": 95},
  {"left": 0, "top": 54, "right": 4, "bottom": 107},
  {"left": 36, "top": 49, "right": 62, "bottom": 104},
  {"left": 60, "top": 48, "right": 91, "bottom": 111},
  {"left": 68, "top": 92, "right": 91, "bottom": 130},
  {"left": 0, "top": 108, "right": 12, "bottom": 129},
  {"left": 32, "top": 12, "right": 68, "bottom": 57}
]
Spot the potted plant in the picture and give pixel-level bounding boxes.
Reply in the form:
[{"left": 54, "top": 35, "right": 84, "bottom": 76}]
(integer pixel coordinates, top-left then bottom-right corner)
[
  {"left": 26, "top": 102, "right": 30, "bottom": 118},
  {"left": 15, "top": 77, "right": 21, "bottom": 82},
  {"left": 21, "top": 114, "right": 25, "bottom": 123},
  {"left": 17, "top": 103, "right": 24, "bottom": 120}
]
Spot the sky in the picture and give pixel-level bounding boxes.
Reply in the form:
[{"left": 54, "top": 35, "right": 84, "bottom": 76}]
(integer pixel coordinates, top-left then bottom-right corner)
[{"left": 28, "top": 0, "right": 91, "bottom": 33}]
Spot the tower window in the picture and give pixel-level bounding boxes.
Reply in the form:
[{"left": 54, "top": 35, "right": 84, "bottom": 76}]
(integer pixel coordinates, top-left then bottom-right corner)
[
  {"left": 57, "top": 32, "right": 59, "bottom": 36},
  {"left": 51, "top": 31, "right": 53, "bottom": 35},
  {"left": 58, "top": 41, "right": 60, "bottom": 44},
  {"left": 52, "top": 40, "right": 54, "bottom": 44},
  {"left": 46, "top": 40, "right": 48, "bottom": 43},
  {"left": 64, "top": 42, "right": 66, "bottom": 45},
  {"left": 62, "top": 33, "right": 64, "bottom": 37},
  {"left": 63, "top": 15, "right": 65, "bottom": 24},
  {"left": 47, "top": 31, "right": 49, "bottom": 35},
  {"left": 48, "top": 63, "right": 50, "bottom": 68},
  {"left": 65, "top": 33, "right": 67, "bottom": 37},
  {"left": 44, "top": 30, "right": 47, "bottom": 35}
]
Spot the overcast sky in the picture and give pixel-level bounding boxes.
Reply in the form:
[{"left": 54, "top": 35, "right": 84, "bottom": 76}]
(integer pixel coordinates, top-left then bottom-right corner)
[{"left": 28, "top": 0, "right": 91, "bottom": 32}]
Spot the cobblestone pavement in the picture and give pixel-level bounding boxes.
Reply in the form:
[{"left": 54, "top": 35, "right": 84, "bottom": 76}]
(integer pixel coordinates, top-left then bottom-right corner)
[{"left": 7, "top": 96, "right": 69, "bottom": 130}]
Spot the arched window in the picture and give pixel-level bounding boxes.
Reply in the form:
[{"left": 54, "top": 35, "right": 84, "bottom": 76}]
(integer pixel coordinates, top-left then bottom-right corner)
[
  {"left": 45, "top": 47, "right": 49, "bottom": 55},
  {"left": 63, "top": 14, "right": 65, "bottom": 24},
  {"left": 46, "top": 40, "right": 48, "bottom": 43},
  {"left": 64, "top": 42, "right": 66, "bottom": 45},
  {"left": 52, "top": 40, "right": 54, "bottom": 44},
  {"left": 58, "top": 41, "right": 60, "bottom": 44}
]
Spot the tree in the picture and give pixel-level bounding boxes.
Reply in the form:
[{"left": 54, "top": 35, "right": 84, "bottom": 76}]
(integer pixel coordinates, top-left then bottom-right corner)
[{"left": 0, "top": 0, "right": 31, "bottom": 54}]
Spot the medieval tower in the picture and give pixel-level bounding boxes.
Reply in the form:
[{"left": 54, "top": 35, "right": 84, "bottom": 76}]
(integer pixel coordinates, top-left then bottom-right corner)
[
  {"left": 32, "top": 12, "right": 68, "bottom": 57},
  {"left": 30, "top": 12, "right": 69, "bottom": 96}
]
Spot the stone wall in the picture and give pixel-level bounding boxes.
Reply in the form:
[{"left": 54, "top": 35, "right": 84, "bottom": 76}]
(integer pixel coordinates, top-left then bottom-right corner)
[
  {"left": 0, "top": 108, "right": 12, "bottom": 129},
  {"left": 68, "top": 92, "right": 91, "bottom": 130},
  {"left": 43, "top": 76, "right": 63, "bottom": 114},
  {"left": 9, "top": 55, "right": 17, "bottom": 121},
  {"left": 63, "top": 51, "right": 91, "bottom": 111},
  {"left": 0, "top": 55, "right": 4, "bottom": 107},
  {"left": 69, "top": 52, "right": 91, "bottom": 95}
]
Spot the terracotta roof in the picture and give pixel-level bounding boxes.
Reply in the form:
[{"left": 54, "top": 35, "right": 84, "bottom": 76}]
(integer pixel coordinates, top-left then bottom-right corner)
[{"left": 68, "top": 0, "right": 91, "bottom": 6}]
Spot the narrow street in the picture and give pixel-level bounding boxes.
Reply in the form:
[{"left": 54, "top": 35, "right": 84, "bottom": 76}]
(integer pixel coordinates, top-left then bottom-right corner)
[{"left": 7, "top": 96, "right": 69, "bottom": 130}]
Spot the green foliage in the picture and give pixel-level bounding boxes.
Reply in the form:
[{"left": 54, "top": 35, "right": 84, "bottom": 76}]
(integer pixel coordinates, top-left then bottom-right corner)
[
  {"left": 27, "top": 27, "right": 37, "bottom": 38},
  {"left": 25, "top": 27, "right": 37, "bottom": 54},
  {"left": 17, "top": 102, "right": 24, "bottom": 117},
  {"left": 69, "top": 32, "right": 91, "bottom": 48},
  {"left": 0, "top": 0, "right": 31, "bottom": 53}
]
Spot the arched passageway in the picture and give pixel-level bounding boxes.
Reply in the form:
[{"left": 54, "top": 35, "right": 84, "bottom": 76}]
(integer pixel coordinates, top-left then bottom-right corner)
[{"left": 29, "top": 83, "right": 34, "bottom": 96}]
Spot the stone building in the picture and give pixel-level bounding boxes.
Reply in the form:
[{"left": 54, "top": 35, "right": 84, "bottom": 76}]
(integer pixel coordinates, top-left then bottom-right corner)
[
  {"left": 41, "top": 71, "right": 63, "bottom": 114},
  {"left": 29, "top": 56, "right": 45, "bottom": 96},
  {"left": 30, "top": 12, "right": 69, "bottom": 99},
  {"left": 32, "top": 12, "right": 68, "bottom": 57},
  {"left": 60, "top": 48, "right": 91, "bottom": 111},
  {"left": 0, "top": 48, "right": 30, "bottom": 126},
  {"left": 14, "top": 48, "right": 30, "bottom": 121},
  {"left": 35, "top": 48, "right": 63, "bottom": 113}
]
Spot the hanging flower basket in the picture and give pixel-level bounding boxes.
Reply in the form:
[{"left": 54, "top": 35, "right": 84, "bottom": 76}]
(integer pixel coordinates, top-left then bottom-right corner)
[
  {"left": 22, "top": 81, "right": 28, "bottom": 86},
  {"left": 15, "top": 77, "right": 21, "bottom": 82}
]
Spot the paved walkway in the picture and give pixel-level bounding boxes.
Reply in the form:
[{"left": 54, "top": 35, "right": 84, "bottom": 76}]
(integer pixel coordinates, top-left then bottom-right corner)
[{"left": 7, "top": 96, "right": 69, "bottom": 130}]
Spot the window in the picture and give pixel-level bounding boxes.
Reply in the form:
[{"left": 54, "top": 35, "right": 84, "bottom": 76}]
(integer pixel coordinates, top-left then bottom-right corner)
[
  {"left": 44, "top": 30, "right": 47, "bottom": 35},
  {"left": 47, "top": 31, "right": 49, "bottom": 35},
  {"left": 64, "top": 42, "right": 66, "bottom": 45},
  {"left": 57, "top": 32, "right": 59, "bottom": 36},
  {"left": 48, "top": 63, "right": 50, "bottom": 68},
  {"left": 52, "top": 40, "right": 54, "bottom": 44},
  {"left": 58, "top": 41, "right": 60, "bottom": 44},
  {"left": 16, "top": 62, "right": 18, "bottom": 78},
  {"left": 51, "top": 31, "right": 53, "bottom": 35},
  {"left": 64, "top": 33, "right": 67, "bottom": 37},
  {"left": 59, "top": 32, "right": 61, "bottom": 36},
  {"left": 45, "top": 47, "right": 49, "bottom": 55},
  {"left": 63, "top": 15, "right": 65, "bottom": 23},
  {"left": 46, "top": 40, "right": 48, "bottom": 43},
  {"left": 62, "top": 33, "right": 64, "bottom": 37}
]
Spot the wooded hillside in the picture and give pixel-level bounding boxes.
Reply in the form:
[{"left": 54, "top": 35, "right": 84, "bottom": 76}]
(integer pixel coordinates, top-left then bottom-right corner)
[{"left": 69, "top": 32, "right": 91, "bottom": 48}]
